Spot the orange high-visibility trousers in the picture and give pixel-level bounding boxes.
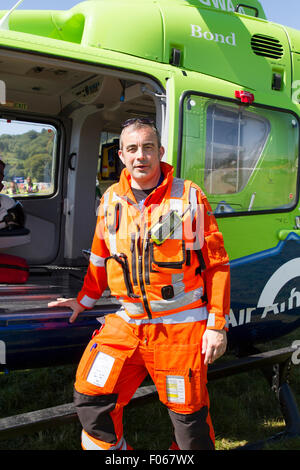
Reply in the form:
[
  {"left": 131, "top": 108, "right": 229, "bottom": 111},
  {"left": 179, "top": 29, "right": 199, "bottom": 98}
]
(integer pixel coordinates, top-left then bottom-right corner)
[{"left": 74, "top": 310, "right": 215, "bottom": 450}]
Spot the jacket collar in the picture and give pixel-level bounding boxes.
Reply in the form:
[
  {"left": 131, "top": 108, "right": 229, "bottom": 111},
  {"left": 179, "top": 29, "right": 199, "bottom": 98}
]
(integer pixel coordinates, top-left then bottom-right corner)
[{"left": 116, "top": 162, "right": 174, "bottom": 204}]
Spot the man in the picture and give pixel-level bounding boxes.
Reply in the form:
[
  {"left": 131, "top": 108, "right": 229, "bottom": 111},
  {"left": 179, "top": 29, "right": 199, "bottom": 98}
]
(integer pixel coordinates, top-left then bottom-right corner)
[
  {"left": 6, "top": 181, "right": 19, "bottom": 195},
  {"left": 24, "top": 176, "right": 37, "bottom": 194},
  {"left": 49, "top": 118, "right": 230, "bottom": 450}
]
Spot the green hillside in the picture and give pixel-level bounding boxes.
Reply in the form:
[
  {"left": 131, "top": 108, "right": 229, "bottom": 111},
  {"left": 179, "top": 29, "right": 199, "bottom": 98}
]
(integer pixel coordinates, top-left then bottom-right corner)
[{"left": 0, "top": 128, "right": 55, "bottom": 184}]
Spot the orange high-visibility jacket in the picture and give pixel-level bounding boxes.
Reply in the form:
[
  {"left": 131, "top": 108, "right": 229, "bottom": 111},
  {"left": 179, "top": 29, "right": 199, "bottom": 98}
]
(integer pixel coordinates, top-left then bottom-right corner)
[{"left": 77, "top": 162, "right": 230, "bottom": 330}]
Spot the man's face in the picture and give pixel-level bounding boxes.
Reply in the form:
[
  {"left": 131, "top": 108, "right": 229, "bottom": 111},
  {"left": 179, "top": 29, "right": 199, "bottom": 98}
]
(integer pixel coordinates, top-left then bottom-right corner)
[{"left": 118, "top": 125, "right": 164, "bottom": 190}]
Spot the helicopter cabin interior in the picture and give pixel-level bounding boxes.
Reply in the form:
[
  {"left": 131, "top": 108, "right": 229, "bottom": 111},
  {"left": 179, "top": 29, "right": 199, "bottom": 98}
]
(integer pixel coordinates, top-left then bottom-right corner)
[{"left": 0, "top": 49, "right": 163, "bottom": 267}]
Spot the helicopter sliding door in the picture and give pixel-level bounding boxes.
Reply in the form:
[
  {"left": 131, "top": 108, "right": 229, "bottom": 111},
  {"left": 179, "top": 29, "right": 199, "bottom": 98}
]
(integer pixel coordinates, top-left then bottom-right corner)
[{"left": 177, "top": 90, "right": 300, "bottom": 351}]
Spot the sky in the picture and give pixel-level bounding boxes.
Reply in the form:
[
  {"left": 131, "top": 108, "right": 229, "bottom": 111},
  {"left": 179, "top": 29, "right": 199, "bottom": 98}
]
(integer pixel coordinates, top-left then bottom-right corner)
[
  {"left": 1, "top": 1, "right": 300, "bottom": 31},
  {"left": 0, "top": 0, "right": 300, "bottom": 31}
]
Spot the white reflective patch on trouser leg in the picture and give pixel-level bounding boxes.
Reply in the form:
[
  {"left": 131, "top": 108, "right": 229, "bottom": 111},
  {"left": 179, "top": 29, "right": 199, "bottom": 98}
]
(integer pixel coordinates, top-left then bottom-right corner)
[
  {"left": 82, "top": 431, "right": 126, "bottom": 450},
  {"left": 166, "top": 376, "right": 185, "bottom": 404},
  {"left": 86, "top": 351, "right": 115, "bottom": 387}
]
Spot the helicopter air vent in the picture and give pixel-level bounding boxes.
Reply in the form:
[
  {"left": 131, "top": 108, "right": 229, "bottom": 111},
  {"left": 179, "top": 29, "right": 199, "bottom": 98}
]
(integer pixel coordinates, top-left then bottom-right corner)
[{"left": 251, "top": 34, "right": 283, "bottom": 59}]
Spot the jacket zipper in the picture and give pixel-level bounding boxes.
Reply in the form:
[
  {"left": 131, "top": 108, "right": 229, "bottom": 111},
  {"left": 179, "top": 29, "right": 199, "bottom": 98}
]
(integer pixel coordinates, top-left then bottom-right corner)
[
  {"left": 144, "top": 234, "right": 151, "bottom": 284},
  {"left": 0, "top": 264, "right": 28, "bottom": 271},
  {"left": 137, "top": 225, "right": 152, "bottom": 319},
  {"left": 130, "top": 233, "right": 138, "bottom": 286}
]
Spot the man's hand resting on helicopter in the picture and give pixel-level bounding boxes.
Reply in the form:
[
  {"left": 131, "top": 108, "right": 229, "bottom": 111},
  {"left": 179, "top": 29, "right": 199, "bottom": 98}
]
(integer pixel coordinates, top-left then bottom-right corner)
[{"left": 48, "top": 298, "right": 85, "bottom": 323}]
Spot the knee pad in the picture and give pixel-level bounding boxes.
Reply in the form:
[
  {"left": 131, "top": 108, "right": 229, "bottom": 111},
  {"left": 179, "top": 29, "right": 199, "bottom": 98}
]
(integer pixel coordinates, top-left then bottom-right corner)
[
  {"left": 168, "top": 406, "right": 215, "bottom": 450},
  {"left": 73, "top": 388, "right": 118, "bottom": 443}
]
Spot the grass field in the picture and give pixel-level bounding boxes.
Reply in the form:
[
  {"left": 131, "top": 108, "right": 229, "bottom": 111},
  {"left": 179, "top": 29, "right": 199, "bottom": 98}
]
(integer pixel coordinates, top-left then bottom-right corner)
[{"left": 0, "top": 327, "right": 300, "bottom": 451}]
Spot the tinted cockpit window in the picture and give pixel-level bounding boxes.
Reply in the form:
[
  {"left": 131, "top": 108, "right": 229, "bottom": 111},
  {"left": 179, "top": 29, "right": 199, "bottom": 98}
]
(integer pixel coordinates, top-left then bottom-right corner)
[{"left": 181, "top": 95, "right": 299, "bottom": 214}]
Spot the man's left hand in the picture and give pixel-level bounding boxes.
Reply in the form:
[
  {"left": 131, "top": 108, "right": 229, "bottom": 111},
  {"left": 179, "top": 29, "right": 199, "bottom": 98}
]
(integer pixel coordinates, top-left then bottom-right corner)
[{"left": 202, "top": 329, "right": 227, "bottom": 365}]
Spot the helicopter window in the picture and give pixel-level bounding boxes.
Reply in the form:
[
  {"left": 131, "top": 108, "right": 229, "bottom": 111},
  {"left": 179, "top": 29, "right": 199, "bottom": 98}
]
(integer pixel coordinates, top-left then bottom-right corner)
[
  {"left": 204, "top": 104, "right": 269, "bottom": 194},
  {"left": 0, "top": 118, "right": 58, "bottom": 198},
  {"left": 181, "top": 94, "right": 299, "bottom": 214}
]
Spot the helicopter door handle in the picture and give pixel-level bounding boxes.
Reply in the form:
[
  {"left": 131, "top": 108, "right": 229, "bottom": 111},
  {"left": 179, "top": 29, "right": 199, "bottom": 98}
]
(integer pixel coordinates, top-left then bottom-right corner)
[
  {"left": 278, "top": 229, "right": 300, "bottom": 240},
  {"left": 68, "top": 152, "right": 76, "bottom": 171}
]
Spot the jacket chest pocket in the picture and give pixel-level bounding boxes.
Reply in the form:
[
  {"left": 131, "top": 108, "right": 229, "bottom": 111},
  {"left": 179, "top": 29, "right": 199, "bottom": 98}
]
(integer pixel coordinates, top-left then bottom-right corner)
[
  {"left": 150, "top": 239, "right": 186, "bottom": 272},
  {"left": 105, "top": 254, "right": 138, "bottom": 299},
  {"left": 105, "top": 256, "right": 128, "bottom": 296}
]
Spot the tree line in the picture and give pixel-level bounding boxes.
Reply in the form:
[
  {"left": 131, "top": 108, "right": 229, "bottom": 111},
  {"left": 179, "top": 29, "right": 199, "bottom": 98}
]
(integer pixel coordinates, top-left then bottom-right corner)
[{"left": 0, "top": 128, "right": 54, "bottom": 183}]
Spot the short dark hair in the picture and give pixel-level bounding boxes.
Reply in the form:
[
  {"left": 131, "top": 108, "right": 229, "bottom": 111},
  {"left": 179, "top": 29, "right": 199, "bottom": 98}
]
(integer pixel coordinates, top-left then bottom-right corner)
[{"left": 119, "top": 117, "right": 161, "bottom": 149}]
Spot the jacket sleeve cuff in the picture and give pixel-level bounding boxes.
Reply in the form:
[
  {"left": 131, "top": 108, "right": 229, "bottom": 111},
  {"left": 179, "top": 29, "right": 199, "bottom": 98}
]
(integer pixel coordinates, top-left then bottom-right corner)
[
  {"left": 77, "top": 292, "right": 98, "bottom": 310},
  {"left": 206, "top": 312, "right": 229, "bottom": 331}
]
